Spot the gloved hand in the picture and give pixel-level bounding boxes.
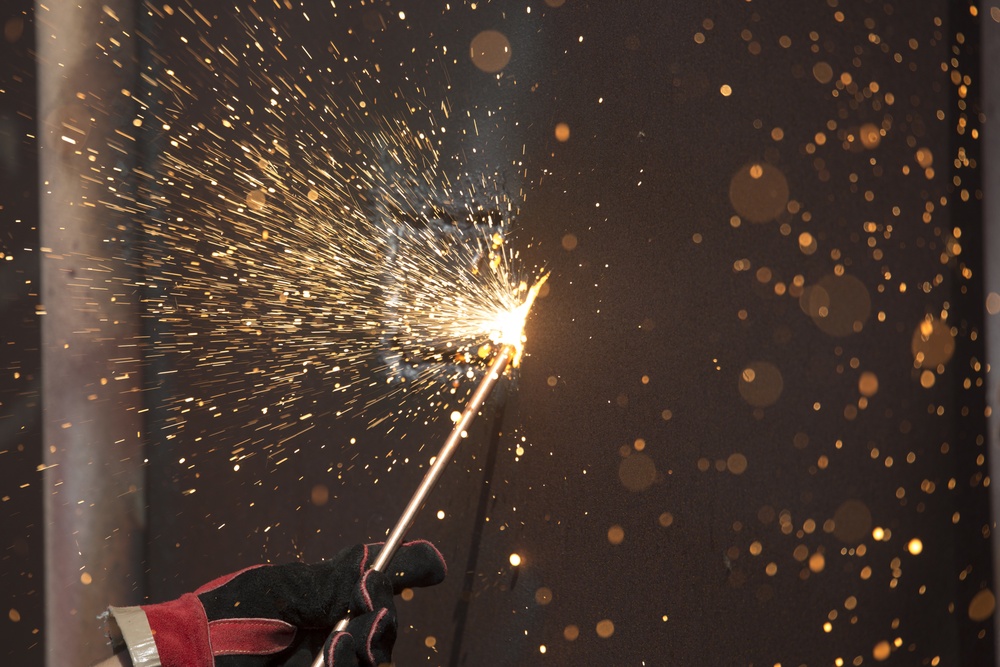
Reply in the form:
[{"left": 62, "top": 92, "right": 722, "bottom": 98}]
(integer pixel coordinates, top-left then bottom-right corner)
[
  {"left": 323, "top": 567, "right": 399, "bottom": 667},
  {"left": 105, "top": 540, "right": 446, "bottom": 667}
]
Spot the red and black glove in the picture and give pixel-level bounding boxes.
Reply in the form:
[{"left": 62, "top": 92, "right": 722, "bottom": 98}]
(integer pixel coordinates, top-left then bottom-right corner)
[{"left": 106, "top": 540, "right": 446, "bottom": 667}]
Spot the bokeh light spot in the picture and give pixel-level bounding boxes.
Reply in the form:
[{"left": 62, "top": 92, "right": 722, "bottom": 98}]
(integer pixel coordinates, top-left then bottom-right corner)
[
  {"left": 619, "top": 452, "right": 656, "bottom": 491},
  {"left": 858, "top": 371, "right": 879, "bottom": 397},
  {"left": 859, "top": 123, "right": 881, "bottom": 149},
  {"left": 808, "top": 274, "right": 871, "bottom": 336},
  {"left": 798, "top": 231, "right": 817, "bottom": 255},
  {"left": 986, "top": 292, "right": 1000, "bottom": 315},
  {"left": 246, "top": 189, "right": 266, "bottom": 211},
  {"left": 729, "top": 163, "right": 789, "bottom": 223},
  {"left": 812, "top": 61, "right": 834, "bottom": 83},
  {"left": 310, "top": 484, "right": 329, "bottom": 506},
  {"left": 596, "top": 619, "right": 615, "bottom": 638},
  {"left": 832, "top": 500, "right": 872, "bottom": 543},
  {"left": 919, "top": 370, "right": 936, "bottom": 389},
  {"left": 726, "top": 453, "right": 748, "bottom": 475},
  {"left": 738, "top": 361, "right": 783, "bottom": 408},
  {"left": 915, "top": 147, "right": 934, "bottom": 168},
  {"left": 4, "top": 17, "right": 25, "bottom": 43},
  {"left": 470, "top": 30, "right": 511, "bottom": 73},
  {"left": 969, "top": 589, "right": 996, "bottom": 621},
  {"left": 808, "top": 552, "right": 825, "bottom": 573},
  {"left": 911, "top": 318, "right": 955, "bottom": 368},
  {"left": 873, "top": 640, "right": 891, "bottom": 661}
]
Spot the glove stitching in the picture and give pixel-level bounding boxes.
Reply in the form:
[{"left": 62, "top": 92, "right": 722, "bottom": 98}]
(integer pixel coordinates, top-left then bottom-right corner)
[
  {"left": 359, "top": 544, "right": 370, "bottom": 580},
  {"left": 327, "top": 631, "right": 351, "bottom": 666},
  {"left": 359, "top": 571, "right": 375, "bottom": 612},
  {"left": 207, "top": 618, "right": 297, "bottom": 656},
  {"left": 365, "top": 607, "right": 389, "bottom": 666},
  {"left": 208, "top": 619, "right": 296, "bottom": 630}
]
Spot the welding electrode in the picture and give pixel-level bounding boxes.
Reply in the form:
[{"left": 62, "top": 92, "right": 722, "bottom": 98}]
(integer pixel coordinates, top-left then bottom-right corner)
[{"left": 310, "top": 344, "right": 514, "bottom": 667}]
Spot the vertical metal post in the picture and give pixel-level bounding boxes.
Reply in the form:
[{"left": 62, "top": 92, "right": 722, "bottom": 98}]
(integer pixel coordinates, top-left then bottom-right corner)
[{"left": 36, "top": 2, "right": 145, "bottom": 664}]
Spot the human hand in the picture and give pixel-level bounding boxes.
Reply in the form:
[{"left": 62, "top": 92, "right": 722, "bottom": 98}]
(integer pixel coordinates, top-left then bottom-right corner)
[{"left": 105, "top": 540, "right": 446, "bottom": 667}]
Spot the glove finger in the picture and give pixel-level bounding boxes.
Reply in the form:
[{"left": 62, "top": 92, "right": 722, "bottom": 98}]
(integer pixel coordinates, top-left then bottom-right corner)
[
  {"left": 345, "top": 571, "right": 397, "bottom": 666},
  {"left": 366, "top": 540, "right": 447, "bottom": 593},
  {"left": 325, "top": 631, "right": 360, "bottom": 667},
  {"left": 299, "top": 540, "right": 447, "bottom": 627},
  {"left": 351, "top": 569, "right": 395, "bottom": 614}
]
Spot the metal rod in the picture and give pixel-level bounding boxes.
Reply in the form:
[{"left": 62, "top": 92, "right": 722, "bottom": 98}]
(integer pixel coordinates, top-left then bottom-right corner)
[{"left": 311, "top": 344, "right": 514, "bottom": 667}]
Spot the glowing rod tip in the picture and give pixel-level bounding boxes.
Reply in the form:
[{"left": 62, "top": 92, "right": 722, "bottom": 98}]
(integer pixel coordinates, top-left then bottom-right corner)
[{"left": 492, "top": 272, "right": 548, "bottom": 367}]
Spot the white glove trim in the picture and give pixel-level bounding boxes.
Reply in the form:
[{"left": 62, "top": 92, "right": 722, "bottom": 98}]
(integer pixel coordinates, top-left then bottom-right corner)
[{"left": 107, "top": 605, "right": 162, "bottom": 667}]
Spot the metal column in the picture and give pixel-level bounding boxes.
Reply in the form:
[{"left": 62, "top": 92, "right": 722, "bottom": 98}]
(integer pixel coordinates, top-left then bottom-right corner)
[{"left": 36, "top": 2, "right": 145, "bottom": 664}]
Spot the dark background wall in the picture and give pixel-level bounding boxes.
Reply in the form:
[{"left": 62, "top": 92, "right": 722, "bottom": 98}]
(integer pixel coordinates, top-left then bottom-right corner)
[
  {"left": 0, "top": 2, "right": 44, "bottom": 663},
  {"left": 3, "top": 1, "right": 999, "bottom": 665}
]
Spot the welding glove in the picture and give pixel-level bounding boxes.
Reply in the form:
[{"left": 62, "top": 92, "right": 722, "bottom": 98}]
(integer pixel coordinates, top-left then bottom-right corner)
[{"left": 104, "top": 540, "right": 446, "bottom": 667}]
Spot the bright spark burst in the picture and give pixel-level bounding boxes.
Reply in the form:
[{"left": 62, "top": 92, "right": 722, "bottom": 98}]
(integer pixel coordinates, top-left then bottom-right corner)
[
  {"left": 86, "top": 5, "right": 546, "bottom": 467},
  {"left": 485, "top": 273, "right": 549, "bottom": 367}
]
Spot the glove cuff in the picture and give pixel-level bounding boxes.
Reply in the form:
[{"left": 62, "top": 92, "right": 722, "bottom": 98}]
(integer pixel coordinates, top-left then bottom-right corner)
[
  {"left": 105, "top": 605, "right": 162, "bottom": 667},
  {"left": 142, "top": 593, "right": 214, "bottom": 667}
]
